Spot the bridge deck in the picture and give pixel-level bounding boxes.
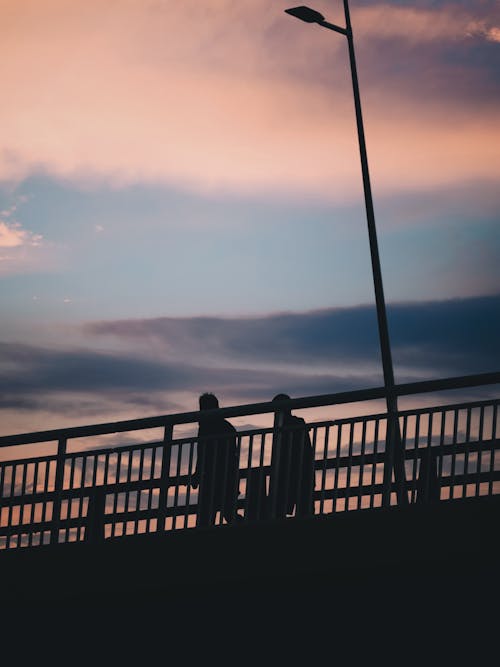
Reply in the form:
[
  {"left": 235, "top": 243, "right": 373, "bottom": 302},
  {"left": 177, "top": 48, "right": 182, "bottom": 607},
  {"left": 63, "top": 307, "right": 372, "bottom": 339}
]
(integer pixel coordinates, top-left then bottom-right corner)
[{"left": 3, "top": 494, "right": 499, "bottom": 606}]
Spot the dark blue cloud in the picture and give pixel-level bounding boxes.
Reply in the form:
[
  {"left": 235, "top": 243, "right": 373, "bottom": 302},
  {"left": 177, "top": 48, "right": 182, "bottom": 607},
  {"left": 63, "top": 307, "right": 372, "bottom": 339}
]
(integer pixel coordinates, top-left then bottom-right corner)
[
  {"left": 86, "top": 294, "right": 500, "bottom": 378},
  {"left": 0, "top": 341, "right": 370, "bottom": 417},
  {"left": 1, "top": 295, "right": 498, "bottom": 428}
]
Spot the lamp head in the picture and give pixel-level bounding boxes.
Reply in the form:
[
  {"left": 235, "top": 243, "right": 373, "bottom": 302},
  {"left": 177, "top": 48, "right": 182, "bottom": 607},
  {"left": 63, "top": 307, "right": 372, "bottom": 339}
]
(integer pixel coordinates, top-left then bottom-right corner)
[{"left": 284, "top": 6, "right": 325, "bottom": 24}]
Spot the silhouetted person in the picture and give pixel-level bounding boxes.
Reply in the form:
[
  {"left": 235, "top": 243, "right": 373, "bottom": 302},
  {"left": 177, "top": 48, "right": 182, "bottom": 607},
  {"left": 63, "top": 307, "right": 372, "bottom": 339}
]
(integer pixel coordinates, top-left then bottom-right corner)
[
  {"left": 269, "top": 393, "right": 315, "bottom": 519},
  {"left": 192, "top": 393, "right": 242, "bottom": 527}
]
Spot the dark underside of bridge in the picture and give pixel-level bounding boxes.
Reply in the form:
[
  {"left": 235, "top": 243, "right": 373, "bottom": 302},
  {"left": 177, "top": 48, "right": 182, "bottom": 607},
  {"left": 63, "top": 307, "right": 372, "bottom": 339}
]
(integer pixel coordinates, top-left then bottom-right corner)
[{"left": 2, "top": 496, "right": 499, "bottom": 660}]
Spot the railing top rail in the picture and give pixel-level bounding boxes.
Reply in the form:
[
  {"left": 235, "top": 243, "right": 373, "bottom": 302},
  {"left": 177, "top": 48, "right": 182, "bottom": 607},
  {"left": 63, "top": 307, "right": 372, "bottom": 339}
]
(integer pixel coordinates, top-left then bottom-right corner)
[
  {"left": 397, "top": 396, "right": 500, "bottom": 418},
  {"left": 0, "top": 371, "right": 499, "bottom": 449}
]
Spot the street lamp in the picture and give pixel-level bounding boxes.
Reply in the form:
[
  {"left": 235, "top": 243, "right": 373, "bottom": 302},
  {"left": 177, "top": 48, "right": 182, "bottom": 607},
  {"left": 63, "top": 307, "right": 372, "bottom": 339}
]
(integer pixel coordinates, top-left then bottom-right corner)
[{"left": 285, "top": 4, "right": 407, "bottom": 505}]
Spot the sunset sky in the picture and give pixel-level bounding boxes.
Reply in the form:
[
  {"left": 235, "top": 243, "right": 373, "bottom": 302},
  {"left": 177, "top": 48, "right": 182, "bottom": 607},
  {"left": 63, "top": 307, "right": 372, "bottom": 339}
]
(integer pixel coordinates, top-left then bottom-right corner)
[{"left": 1, "top": 0, "right": 499, "bottom": 437}]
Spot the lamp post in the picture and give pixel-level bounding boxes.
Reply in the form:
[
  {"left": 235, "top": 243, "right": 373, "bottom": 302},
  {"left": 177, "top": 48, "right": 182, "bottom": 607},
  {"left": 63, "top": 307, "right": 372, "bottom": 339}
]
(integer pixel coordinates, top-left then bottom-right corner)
[{"left": 285, "top": 4, "right": 407, "bottom": 505}]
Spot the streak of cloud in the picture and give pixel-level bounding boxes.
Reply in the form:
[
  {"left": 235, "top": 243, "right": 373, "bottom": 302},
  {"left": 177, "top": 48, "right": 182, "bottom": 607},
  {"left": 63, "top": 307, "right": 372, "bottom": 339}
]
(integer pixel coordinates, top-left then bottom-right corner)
[
  {"left": 86, "top": 294, "right": 500, "bottom": 378},
  {"left": 1, "top": 294, "right": 498, "bottom": 435}
]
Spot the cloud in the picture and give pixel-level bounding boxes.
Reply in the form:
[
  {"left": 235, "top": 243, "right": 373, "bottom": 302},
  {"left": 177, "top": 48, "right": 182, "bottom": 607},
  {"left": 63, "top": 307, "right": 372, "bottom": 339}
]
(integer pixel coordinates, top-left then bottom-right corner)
[
  {"left": 1, "top": 293, "right": 498, "bottom": 435},
  {"left": 486, "top": 26, "right": 500, "bottom": 42},
  {"left": 0, "top": 220, "right": 41, "bottom": 248},
  {"left": 0, "top": 1, "right": 498, "bottom": 200},
  {"left": 0, "top": 339, "right": 369, "bottom": 433},
  {"left": 86, "top": 294, "right": 500, "bottom": 379},
  {"left": 0, "top": 218, "right": 49, "bottom": 274},
  {"left": 355, "top": 3, "right": 500, "bottom": 44}
]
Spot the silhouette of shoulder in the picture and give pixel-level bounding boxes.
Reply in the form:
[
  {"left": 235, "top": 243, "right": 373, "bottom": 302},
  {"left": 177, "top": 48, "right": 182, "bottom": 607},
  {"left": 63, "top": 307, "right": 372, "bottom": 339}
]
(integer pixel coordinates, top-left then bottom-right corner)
[{"left": 198, "top": 416, "right": 236, "bottom": 437}]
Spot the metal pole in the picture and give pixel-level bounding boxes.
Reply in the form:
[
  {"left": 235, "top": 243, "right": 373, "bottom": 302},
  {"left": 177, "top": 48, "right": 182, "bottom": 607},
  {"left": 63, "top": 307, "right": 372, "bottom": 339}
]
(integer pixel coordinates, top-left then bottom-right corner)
[
  {"left": 341, "top": 0, "right": 407, "bottom": 505},
  {"left": 342, "top": 0, "right": 395, "bottom": 403}
]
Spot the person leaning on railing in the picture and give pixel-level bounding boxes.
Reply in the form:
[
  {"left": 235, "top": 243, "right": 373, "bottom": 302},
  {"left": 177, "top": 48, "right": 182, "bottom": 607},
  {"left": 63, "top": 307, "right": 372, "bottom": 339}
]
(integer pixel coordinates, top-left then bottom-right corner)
[
  {"left": 269, "top": 394, "right": 315, "bottom": 519},
  {"left": 192, "top": 393, "right": 243, "bottom": 527}
]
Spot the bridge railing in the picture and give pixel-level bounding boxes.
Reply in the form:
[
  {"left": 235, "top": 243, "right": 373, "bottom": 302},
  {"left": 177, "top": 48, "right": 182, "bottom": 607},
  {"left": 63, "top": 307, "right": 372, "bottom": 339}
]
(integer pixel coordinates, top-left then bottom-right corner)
[{"left": 0, "top": 372, "right": 499, "bottom": 551}]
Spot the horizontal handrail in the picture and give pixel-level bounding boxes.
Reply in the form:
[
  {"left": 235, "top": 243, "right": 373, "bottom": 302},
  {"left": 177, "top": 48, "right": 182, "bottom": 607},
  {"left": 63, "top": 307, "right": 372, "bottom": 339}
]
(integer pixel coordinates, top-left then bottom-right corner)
[{"left": 1, "top": 371, "right": 499, "bottom": 449}]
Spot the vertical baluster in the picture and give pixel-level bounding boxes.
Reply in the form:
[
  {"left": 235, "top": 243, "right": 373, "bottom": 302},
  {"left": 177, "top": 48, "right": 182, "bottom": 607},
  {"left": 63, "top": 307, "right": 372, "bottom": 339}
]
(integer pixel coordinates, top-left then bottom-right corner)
[
  {"left": 20, "top": 464, "right": 27, "bottom": 544},
  {"left": 129, "top": 453, "right": 139, "bottom": 537},
  {"left": 398, "top": 415, "right": 409, "bottom": 504},
  {"left": 156, "top": 424, "right": 173, "bottom": 534},
  {"left": 82, "top": 455, "right": 89, "bottom": 489},
  {"left": 246, "top": 434, "right": 254, "bottom": 522},
  {"left": 116, "top": 450, "right": 123, "bottom": 485},
  {"left": 227, "top": 432, "right": 242, "bottom": 525},
  {"left": 110, "top": 496, "right": 117, "bottom": 538},
  {"left": 357, "top": 420, "right": 367, "bottom": 510},
  {"left": 246, "top": 434, "right": 265, "bottom": 523},
  {"left": 293, "top": 423, "right": 307, "bottom": 518},
  {"left": 0, "top": 465, "right": 4, "bottom": 549},
  {"left": 5, "top": 496, "right": 12, "bottom": 549},
  {"left": 20, "top": 461, "right": 27, "bottom": 498},
  {"left": 184, "top": 439, "right": 195, "bottom": 529},
  {"left": 450, "top": 409, "right": 459, "bottom": 499},
  {"left": 345, "top": 422, "right": 354, "bottom": 510},
  {"left": 104, "top": 451, "right": 111, "bottom": 487},
  {"left": 370, "top": 420, "right": 380, "bottom": 508},
  {"left": 332, "top": 423, "right": 342, "bottom": 513},
  {"left": 27, "top": 463, "right": 35, "bottom": 547},
  {"left": 137, "top": 447, "right": 145, "bottom": 487},
  {"left": 319, "top": 425, "right": 330, "bottom": 516},
  {"left": 115, "top": 450, "right": 124, "bottom": 535},
  {"left": 282, "top": 427, "right": 294, "bottom": 518},
  {"left": 101, "top": 453, "right": 110, "bottom": 538},
  {"left": 68, "top": 456, "right": 76, "bottom": 492},
  {"left": 489, "top": 404, "right": 497, "bottom": 496},
  {"left": 462, "top": 408, "right": 472, "bottom": 498},
  {"left": 50, "top": 438, "right": 67, "bottom": 546},
  {"left": 7, "top": 465, "right": 15, "bottom": 548},
  {"left": 147, "top": 469, "right": 154, "bottom": 533},
  {"left": 150, "top": 446, "right": 160, "bottom": 528},
  {"left": 412, "top": 414, "right": 421, "bottom": 504},
  {"left": 111, "top": 454, "right": 120, "bottom": 537},
  {"left": 310, "top": 426, "right": 318, "bottom": 516},
  {"left": 476, "top": 406, "right": 485, "bottom": 497},
  {"left": 91, "top": 454, "right": 98, "bottom": 488},
  {"left": 423, "top": 412, "right": 433, "bottom": 503},
  {"left": 125, "top": 450, "right": 133, "bottom": 532},
  {"left": 135, "top": 448, "right": 145, "bottom": 534},
  {"left": 28, "top": 462, "right": 40, "bottom": 547},
  {"left": 78, "top": 456, "right": 88, "bottom": 543},
  {"left": 0, "top": 464, "right": 5, "bottom": 546},
  {"left": 41, "top": 461, "right": 49, "bottom": 526},
  {"left": 126, "top": 448, "right": 133, "bottom": 482},
  {"left": 172, "top": 443, "right": 183, "bottom": 529},
  {"left": 430, "top": 411, "right": 440, "bottom": 501},
  {"left": 254, "top": 433, "right": 266, "bottom": 522},
  {"left": 437, "top": 411, "right": 445, "bottom": 496},
  {"left": 91, "top": 455, "right": 101, "bottom": 540}
]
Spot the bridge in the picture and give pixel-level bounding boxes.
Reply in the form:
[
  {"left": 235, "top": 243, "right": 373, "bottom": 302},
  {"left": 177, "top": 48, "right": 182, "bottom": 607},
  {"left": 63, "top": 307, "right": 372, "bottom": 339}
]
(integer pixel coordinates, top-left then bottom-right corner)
[
  {"left": 1, "top": 370, "right": 499, "bottom": 654},
  {"left": 2, "top": 371, "right": 498, "bottom": 550}
]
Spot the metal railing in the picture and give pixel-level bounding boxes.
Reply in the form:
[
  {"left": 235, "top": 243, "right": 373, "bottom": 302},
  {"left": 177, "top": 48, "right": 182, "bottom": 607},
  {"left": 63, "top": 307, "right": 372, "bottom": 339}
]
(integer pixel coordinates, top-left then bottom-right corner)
[{"left": 1, "top": 372, "right": 499, "bottom": 551}]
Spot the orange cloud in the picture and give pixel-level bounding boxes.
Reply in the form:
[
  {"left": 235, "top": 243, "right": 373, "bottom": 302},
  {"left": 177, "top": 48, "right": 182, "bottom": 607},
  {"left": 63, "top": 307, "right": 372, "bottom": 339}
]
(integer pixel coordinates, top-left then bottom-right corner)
[
  {"left": 0, "top": 221, "right": 41, "bottom": 248},
  {"left": 1, "top": 0, "right": 498, "bottom": 201}
]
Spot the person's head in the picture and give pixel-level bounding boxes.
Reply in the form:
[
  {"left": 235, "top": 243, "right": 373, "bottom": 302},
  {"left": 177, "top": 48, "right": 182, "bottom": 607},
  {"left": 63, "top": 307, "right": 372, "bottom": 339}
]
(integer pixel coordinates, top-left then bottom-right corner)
[
  {"left": 199, "top": 392, "right": 219, "bottom": 411},
  {"left": 272, "top": 393, "right": 291, "bottom": 415}
]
